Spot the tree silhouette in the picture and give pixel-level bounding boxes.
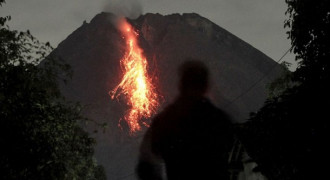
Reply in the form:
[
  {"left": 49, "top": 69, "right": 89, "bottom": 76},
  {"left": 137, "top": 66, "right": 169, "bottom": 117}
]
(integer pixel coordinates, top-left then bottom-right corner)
[
  {"left": 0, "top": 1, "right": 105, "bottom": 179},
  {"left": 239, "top": 0, "right": 330, "bottom": 179}
]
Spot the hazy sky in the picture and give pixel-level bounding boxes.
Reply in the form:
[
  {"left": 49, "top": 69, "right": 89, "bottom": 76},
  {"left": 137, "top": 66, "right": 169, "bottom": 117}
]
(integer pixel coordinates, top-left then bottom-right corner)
[{"left": 1, "top": 0, "right": 297, "bottom": 70}]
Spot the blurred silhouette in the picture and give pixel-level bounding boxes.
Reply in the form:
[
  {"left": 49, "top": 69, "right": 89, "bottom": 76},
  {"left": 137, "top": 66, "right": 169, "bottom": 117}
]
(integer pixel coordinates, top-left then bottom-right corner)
[{"left": 136, "top": 60, "right": 234, "bottom": 180}]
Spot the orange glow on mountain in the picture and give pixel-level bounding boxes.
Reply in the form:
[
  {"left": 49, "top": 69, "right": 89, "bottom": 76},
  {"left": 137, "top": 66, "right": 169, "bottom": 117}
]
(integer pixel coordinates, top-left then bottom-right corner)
[{"left": 110, "top": 19, "right": 159, "bottom": 133}]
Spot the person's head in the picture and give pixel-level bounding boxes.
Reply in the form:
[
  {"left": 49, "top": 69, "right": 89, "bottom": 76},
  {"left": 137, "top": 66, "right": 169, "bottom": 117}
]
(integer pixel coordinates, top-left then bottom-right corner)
[{"left": 178, "top": 59, "right": 209, "bottom": 96}]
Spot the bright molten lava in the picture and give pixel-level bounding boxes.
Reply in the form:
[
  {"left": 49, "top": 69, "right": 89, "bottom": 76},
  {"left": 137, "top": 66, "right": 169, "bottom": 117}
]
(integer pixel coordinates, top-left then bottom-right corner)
[{"left": 110, "top": 19, "right": 159, "bottom": 133}]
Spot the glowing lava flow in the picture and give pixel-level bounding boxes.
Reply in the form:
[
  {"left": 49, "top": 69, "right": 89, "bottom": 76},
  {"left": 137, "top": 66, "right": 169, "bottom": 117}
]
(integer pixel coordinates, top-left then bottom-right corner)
[{"left": 110, "top": 19, "right": 159, "bottom": 133}]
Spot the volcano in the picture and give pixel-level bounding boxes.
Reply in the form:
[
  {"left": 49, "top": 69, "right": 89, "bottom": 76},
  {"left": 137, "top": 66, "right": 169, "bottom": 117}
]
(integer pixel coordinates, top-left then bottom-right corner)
[{"left": 50, "top": 12, "right": 283, "bottom": 179}]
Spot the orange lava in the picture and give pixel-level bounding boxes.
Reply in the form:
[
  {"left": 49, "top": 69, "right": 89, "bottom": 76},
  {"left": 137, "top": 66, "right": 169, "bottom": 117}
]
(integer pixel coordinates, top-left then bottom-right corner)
[{"left": 110, "top": 19, "right": 159, "bottom": 133}]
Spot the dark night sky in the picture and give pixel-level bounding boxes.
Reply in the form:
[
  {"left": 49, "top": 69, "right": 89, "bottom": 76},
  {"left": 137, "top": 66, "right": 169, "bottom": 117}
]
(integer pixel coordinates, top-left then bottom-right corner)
[{"left": 0, "top": 0, "right": 297, "bottom": 70}]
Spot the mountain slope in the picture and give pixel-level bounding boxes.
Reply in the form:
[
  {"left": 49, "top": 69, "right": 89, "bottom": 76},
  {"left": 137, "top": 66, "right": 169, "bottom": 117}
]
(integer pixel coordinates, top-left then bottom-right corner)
[{"left": 50, "top": 12, "right": 283, "bottom": 179}]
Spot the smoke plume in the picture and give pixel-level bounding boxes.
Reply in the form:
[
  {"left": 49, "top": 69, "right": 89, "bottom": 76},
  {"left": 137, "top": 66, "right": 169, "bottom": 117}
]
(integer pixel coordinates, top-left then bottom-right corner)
[{"left": 103, "top": 0, "right": 143, "bottom": 19}]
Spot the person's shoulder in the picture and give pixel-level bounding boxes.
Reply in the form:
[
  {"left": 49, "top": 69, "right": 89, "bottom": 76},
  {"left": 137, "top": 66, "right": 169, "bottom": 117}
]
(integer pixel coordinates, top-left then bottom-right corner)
[
  {"left": 203, "top": 98, "right": 232, "bottom": 123},
  {"left": 150, "top": 102, "right": 176, "bottom": 125}
]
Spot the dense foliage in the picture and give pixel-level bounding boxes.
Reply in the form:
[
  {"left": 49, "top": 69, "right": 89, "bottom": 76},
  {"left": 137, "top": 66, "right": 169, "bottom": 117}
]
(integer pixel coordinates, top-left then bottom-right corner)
[
  {"left": 239, "top": 0, "right": 330, "bottom": 179},
  {"left": 0, "top": 1, "right": 106, "bottom": 179},
  {"left": 285, "top": 0, "right": 330, "bottom": 84}
]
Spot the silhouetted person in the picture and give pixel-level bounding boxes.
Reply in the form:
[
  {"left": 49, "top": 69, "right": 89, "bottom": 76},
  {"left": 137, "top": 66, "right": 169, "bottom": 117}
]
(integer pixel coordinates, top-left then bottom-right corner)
[{"left": 137, "top": 60, "right": 234, "bottom": 180}]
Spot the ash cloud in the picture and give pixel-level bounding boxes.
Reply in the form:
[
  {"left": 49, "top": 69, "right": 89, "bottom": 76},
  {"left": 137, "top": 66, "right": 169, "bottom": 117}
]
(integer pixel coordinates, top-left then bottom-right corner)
[{"left": 103, "top": 0, "right": 143, "bottom": 19}]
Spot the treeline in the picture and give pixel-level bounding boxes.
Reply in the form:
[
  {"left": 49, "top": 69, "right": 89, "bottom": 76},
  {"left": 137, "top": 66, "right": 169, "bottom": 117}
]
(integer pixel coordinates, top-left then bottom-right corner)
[
  {"left": 238, "top": 0, "right": 330, "bottom": 179},
  {"left": 0, "top": 0, "right": 106, "bottom": 179}
]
